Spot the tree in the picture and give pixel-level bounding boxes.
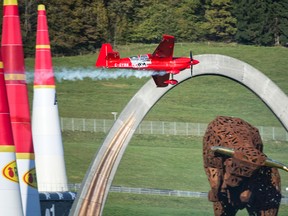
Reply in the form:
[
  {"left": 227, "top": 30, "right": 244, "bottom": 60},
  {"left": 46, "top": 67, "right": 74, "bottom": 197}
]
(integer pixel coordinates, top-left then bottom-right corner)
[
  {"left": 37, "top": 0, "right": 106, "bottom": 56},
  {"left": 270, "top": 0, "right": 288, "bottom": 46},
  {"left": 170, "top": 0, "right": 206, "bottom": 42},
  {"left": 130, "top": 0, "right": 205, "bottom": 43},
  {"left": 234, "top": 0, "right": 274, "bottom": 46},
  {"left": 15, "top": 0, "right": 38, "bottom": 57},
  {"left": 71, "top": 0, "right": 109, "bottom": 53},
  {"left": 202, "top": 0, "right": 237, "bottom": 41},
  {"left": 130, "top": 2, "right": 174, "bottom": 43},
  {"left": 106, "top": 0, "right": 138, "bottom": 45},
  {"left": 42, "top": 0, "right": 79, "bottom": 55},
  {"left": 2, "top": 0, "right": 288, "bottom": 57}
]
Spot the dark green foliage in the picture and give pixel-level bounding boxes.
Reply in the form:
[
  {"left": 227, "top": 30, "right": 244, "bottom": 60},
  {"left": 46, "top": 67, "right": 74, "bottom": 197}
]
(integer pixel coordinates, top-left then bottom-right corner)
[
  {"left": 43, "top": 0, "right": 109, "bottom": 55},
  {"left": 234, "top": 0, "right": 288, "bottom": 46},
  {"left": 271, "top": 0, "right": 288, "bottom": 46},
  {"left": 19, "top": 1, "right": 37, "bottom": 56},
  {"left": 130, "top": 0, "right": 205, "bottom": 43},
  {"left": 106, "top": 0, "right": 138, "bottom": 44},
  {"left": 234, "top": 0, "right": 272, "bottom": 45},
  {"left": 1, "top": 0, "right": 288, "bottom": 56},
  {"left": 202, "top": 0, "right": 237, "bottom": 42}
]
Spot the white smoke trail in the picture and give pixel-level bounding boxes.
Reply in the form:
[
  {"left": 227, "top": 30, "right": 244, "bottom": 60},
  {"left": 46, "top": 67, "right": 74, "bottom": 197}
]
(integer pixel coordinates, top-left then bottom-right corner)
[{"left": 26, "top": 67, "right": 166, "bottom": 83}]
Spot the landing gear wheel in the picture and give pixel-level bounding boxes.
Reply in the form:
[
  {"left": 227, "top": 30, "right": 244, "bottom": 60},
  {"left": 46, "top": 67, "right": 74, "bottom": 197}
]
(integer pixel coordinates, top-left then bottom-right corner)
[{"left": 164, "top": 79, "right": 178, "bottom": 85}]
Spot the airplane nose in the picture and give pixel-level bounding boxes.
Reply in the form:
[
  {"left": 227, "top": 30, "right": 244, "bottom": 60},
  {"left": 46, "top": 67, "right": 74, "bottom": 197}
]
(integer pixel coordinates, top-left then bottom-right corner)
[{"left": 191, "top": 59, "right": 200, "bottom": 65}]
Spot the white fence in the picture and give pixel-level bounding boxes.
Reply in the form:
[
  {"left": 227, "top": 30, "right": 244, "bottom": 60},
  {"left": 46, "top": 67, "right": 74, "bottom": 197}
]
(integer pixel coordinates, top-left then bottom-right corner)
[
  {"left": 60, "top": 117, "right": 288, "bottom": 142},
  {"left": 109, "top": 186, "right": 288, "bottom": 204},
  {"left": 66, "top": 184, "right": 288, "bottom": 204}
]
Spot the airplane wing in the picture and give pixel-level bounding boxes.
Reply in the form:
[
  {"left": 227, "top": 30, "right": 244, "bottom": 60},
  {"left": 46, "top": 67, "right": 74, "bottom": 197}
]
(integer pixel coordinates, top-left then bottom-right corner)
[
  {"left": 152, "top": 35, "right": 175, "bottom": 60},
  {"left": 152, "top": 73, "right": 170, "bottom": 87}
]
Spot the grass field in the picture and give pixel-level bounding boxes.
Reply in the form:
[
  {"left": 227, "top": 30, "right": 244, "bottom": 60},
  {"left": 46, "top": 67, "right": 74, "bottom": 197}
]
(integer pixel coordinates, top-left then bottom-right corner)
[
  {"left": 63, "top": 132, "right": 288, "bottom": 189},
  {"left": 63, "top": 131, "right": 288, "bottom": 215},
  {"left": 103, "top": 193, "right": 288, "bottom": 216},
  {"left": 26, "top": 42, "right": 288, "bottom": 126},
  {"left": 26, "top": 42, "right": 288, "bottom": 215}
]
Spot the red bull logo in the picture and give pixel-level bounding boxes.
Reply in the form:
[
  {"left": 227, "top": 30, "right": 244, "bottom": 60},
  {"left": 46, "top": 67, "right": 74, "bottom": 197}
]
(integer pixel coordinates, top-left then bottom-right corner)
[
  {"left": 23, "top": 168, "right": 38, "bottom": 188},
  {"left": 2, "top": 160, "right": 19, "bottom": 182}
]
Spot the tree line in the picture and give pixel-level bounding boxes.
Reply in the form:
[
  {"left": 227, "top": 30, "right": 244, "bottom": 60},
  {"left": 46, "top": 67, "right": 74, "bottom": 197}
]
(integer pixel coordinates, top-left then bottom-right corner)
[{"left": 1, "top": 0, "right": 288, "bottom": 57}]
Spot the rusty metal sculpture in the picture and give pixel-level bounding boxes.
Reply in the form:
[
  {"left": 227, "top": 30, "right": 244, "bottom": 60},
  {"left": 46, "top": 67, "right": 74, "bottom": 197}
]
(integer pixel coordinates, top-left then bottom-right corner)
[{"left": 203, "top": 116, "right": 288, "bottom": 216}]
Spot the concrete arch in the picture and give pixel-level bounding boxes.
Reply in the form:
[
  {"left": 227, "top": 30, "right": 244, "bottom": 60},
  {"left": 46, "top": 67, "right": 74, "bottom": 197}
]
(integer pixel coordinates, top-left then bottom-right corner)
[{"left": 70, "top": 54, "right": 288, "bottom": 216}]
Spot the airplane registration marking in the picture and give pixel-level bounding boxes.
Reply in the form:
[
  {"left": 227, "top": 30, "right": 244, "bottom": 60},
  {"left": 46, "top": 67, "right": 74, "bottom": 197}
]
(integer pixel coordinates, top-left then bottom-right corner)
[{"left": 115, "top": 63, "right": 130, "bottom": 67}]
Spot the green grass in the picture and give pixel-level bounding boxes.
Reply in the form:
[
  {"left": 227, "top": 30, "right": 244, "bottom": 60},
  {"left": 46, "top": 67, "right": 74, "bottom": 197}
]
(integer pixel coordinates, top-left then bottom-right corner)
[
  {"left": 63, "top": 132, "right": 288, "bottom": 215},
  {"left": 103, "top": 193, "right": 288, "bottom": 216},
  {"left": 26, "top": 42, "right": 288, "bottom": 215},
  {"left": 62, "top": 131, "right": 103, "bottom": 182},
  {"left": 63, "top": 132, "right": 288, "bottom": 189},
  {"left": 26, "top": 43, "right": 288, "bottom": 127},
  {"left": 104, "top": 194, "right": 214, "bottom": 216}
]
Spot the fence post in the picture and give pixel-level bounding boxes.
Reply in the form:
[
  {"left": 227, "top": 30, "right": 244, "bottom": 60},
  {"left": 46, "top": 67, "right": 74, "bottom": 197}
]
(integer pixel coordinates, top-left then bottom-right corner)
[
  {"left": 259, "top": 126, "right": 263, "bottom": 138},
  {"left": 174, "top": 122, "right": 177, "bottom": 135},
  {"left": 94, "top": 119, "right": 96, "bottom": 132},
  {"left": 104, "top": 119, "right": 106, "bottom": 133},
  {"left": 72, "top": 118, "right": 74, "bottom": 131},
  {"left": 83, "top": 118, "right": 85, "bottom": 131}
]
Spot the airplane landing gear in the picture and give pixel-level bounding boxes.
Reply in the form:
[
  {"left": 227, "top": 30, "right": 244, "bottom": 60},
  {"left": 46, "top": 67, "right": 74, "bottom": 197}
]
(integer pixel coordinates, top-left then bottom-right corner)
[{"left": 164, "top": 79, "right": 178, "bottom": 85}]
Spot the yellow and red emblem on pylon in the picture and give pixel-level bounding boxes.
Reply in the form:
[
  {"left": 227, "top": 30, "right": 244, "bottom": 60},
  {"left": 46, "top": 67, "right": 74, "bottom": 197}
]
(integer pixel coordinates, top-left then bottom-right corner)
[
  {"left": 2, "top": 160, "right": 18, "bottom": 183},
  {"left": 23, "top": 168, "right": 37, "bottom": 188}
]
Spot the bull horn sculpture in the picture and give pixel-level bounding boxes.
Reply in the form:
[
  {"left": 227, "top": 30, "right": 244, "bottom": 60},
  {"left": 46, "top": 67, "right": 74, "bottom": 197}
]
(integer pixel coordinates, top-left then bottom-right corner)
[{"left": 211, "top": 146, "right": 288, "bottom": 172}]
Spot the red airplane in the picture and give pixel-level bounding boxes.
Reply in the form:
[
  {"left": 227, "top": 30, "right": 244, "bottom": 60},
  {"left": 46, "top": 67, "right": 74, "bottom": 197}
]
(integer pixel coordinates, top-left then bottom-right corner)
[{"left": 95, "top": 35, "right": 199, "bottom": 87}]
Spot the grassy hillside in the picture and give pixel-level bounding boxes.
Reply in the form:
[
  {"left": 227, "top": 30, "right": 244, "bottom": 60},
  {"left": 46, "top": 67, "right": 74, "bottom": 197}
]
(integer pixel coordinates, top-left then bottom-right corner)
[
  {"left": 63, "top": 132, "right": 288, "bottom": 189},
  {"left": 103, "top": 193, "right": 288, "bottom": 216},
  {"left": 63, "top": 131, "right": 288, "bottom": 215},
  {"left": 26, "top": 43, "right": 288, "bottom": 127},
  {"left": 26, "top": 43, "right": 288, "bottom": 215}
]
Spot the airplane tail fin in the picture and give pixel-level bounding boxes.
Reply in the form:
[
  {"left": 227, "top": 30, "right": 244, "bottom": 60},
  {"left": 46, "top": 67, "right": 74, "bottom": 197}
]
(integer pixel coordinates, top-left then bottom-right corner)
[{"left": 96, "top": 43, "right": 120, "bottom": 67}]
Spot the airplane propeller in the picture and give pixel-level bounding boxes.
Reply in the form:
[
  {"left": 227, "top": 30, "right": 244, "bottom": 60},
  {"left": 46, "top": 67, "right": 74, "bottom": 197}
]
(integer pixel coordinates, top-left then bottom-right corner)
[
  {"left": 190, "top": 51, "right": 193, "bottom": 77},
  {"left": 190, "top": 51, "right": 199, "bottom": 77}
]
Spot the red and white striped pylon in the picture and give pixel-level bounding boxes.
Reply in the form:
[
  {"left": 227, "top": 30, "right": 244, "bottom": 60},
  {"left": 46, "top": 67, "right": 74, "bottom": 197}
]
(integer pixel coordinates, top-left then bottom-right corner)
[
  {"left": 1, "top": 0, "right": 41, "bottom": 215},
  {"left": 32, "top": 4, "right": 68, "bottom": 192},
  {"left": 0, "top": 50, "right": 23, "bottom": 216}
]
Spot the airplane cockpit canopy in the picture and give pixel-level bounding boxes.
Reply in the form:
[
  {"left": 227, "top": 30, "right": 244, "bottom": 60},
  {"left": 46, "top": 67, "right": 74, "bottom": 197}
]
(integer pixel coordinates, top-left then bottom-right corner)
[
  {"left": 140, "top": 55, "right": 149, "bottom": 61},
  {"left": 129, "top": 54, "right": 149, "bottom": 62},
  {"left": 130, "top": 56, "right": 138, "bottom": 60}
]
